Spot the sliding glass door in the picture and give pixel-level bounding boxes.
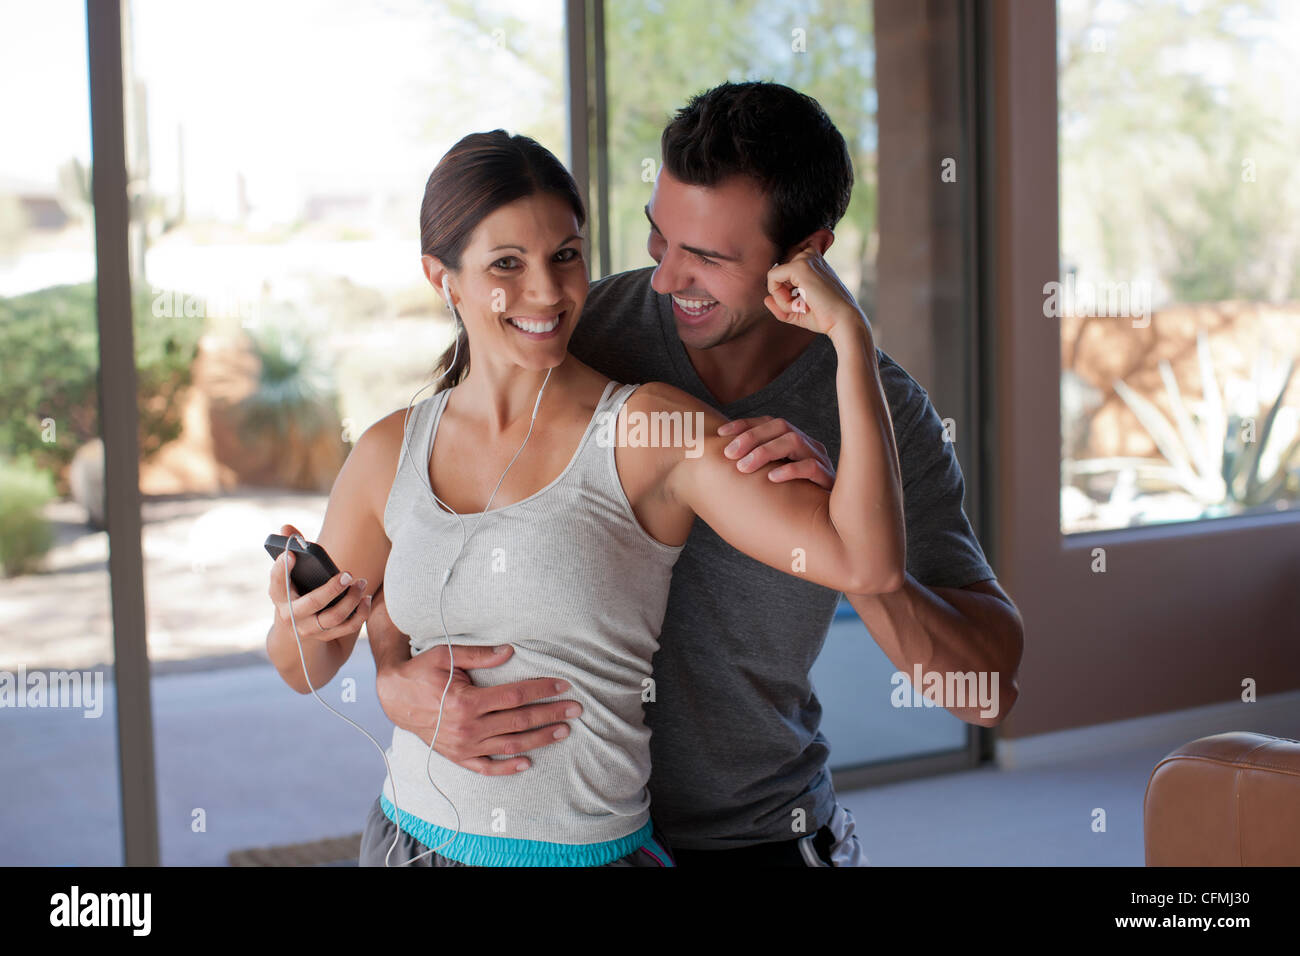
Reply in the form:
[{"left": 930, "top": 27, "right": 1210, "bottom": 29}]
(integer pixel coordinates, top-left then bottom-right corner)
[{"left": 0, "top": 0, "right": 123, "bottom": 865}]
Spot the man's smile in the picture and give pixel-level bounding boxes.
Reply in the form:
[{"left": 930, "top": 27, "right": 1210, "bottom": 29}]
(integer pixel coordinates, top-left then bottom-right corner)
[{"left": 671, "top": 294, "right": 720, "bottom": 324}]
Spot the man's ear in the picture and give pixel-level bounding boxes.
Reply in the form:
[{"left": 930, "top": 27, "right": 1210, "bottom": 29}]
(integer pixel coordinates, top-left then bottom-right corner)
[
  {"left": 781, "top": 229, "right": 835, "bottom": 262},
  {"left": 801, "top": 228, "right": 835, "bottom": 257}
]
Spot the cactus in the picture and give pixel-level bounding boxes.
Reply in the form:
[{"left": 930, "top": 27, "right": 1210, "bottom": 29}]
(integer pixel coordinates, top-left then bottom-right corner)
[{"left": 1109, "top": 328, "right": 1298, "bottom": 511}]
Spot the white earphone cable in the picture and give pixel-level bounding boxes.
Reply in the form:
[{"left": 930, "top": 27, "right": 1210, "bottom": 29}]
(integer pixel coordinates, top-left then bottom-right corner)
[{"left": 284, "top": 279, "right": 552, "bottom": 866}]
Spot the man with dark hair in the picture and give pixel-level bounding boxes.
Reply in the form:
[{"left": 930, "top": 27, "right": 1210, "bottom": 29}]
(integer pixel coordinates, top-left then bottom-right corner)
[
  {"left": 370, "top": 80, "right": 1023, "bottom": 866},
  {"left": 660, "top": 81, "right": 854, "bottom": 252}
]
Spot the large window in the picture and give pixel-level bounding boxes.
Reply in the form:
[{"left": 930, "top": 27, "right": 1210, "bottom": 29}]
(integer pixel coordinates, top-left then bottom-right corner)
[
  {"left": 605, "top": 2, "right": 978, "bottom": 775},
  {"left": 0, "top": 0, "right": 123, "bottom": 865},
  {"left": 1058, "top": 0, "right": 1300, "bottom": 534},
  {"left": 126, "top": 0, "right": 565, "bottom": 864},
  {"left": 3, "top": 0, "right": 565, "bottom": 866},
  {"left": 604, "top": 1, "right": 876, "bottom": 305}
]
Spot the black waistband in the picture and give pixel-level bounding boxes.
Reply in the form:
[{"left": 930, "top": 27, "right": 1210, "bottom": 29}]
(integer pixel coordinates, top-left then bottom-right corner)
[{"left": 668, "top": 825, "right": 835, "bottom": 867}]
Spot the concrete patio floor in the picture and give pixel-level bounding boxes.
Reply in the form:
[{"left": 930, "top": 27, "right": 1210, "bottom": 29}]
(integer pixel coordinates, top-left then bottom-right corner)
[
  {"left": 5, "top": 488, "right": 1197, "bottom": 867},
  {"left": 3, "top": 637, "right": 1190, "bottom": 867}
]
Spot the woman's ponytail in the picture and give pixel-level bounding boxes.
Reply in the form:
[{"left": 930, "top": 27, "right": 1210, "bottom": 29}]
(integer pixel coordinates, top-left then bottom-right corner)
[{"left": 431, "top": 316, "right": 469, "bottom": 395}]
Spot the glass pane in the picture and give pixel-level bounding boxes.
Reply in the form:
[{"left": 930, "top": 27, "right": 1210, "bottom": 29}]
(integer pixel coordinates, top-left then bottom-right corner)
[
  {"left": 1059, "top": 0, "right": 1300, "bottom": 534},
  {"left": 812, "top": 606, "right": 975, "bottom": 767},
  {"left": 124, "top": 0, "right": 564, "bottom": 864},
  {"left": 604, "top": 1, "right": 877, "bottom": 304},
  {"left": 605, "top": 1, "right": 972, "bottom": 771},
  {"left": 0, "top": 0, "right": 123, "bottom": 865}
]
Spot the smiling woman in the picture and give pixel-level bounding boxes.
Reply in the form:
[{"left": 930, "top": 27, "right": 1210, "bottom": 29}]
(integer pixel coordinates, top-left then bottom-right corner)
[{"left": 417, "top": 131, "right": 589, "bottom": 395}]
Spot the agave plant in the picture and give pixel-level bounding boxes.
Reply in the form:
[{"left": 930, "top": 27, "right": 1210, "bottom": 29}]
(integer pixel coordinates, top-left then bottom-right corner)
[
  {"left": 1109, "top": 328, "right": 1298, "bottom": 510},
  {"left": 235, "top": 320, "right": 342, "bottom": 489}
]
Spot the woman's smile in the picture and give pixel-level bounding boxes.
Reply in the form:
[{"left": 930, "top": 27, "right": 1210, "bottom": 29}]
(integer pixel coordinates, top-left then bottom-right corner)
[{"left": 504, "top": 309, "right": 566, "bottom": 338}]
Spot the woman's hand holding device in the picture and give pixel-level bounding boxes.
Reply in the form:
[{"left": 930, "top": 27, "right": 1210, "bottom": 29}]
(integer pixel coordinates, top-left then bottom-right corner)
[
  {"left": 265, "top": 523, "right": 372, "bottom": 694},
  {"left": 266, "top": 524, "right": 371, "bottom": 641}
]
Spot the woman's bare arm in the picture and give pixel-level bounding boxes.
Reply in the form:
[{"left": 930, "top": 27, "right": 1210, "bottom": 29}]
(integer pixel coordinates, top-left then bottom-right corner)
[{"left": 266, "top": 414, "right": 400, "bottom": 693}]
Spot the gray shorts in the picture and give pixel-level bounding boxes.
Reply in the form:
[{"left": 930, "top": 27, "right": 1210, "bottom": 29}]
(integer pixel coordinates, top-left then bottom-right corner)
[{"left": 357, "top": 796, "right": 676, "bottom": 867}]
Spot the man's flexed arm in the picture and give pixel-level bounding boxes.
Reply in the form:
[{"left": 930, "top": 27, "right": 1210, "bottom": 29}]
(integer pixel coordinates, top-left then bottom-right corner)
[
  {"left": 718, "top": 413, "right": 1023, "bottom": 726},
  {"left": 367, "top": 588, "right": 584, "bottom": 774},
  {"left": 661, "top": 250, "right": 906, "bottom": 595}
]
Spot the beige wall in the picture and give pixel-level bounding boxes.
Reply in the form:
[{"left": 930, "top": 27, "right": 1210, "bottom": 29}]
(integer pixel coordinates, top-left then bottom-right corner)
[{"left": 874, "top": 0, "right": 964, "bottom": 399}]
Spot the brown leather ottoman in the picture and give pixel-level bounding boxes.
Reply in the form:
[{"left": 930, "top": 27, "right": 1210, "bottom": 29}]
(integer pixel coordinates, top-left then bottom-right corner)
[{"left": 1144, "top": 731, "right": 1300, "bottom": 866}]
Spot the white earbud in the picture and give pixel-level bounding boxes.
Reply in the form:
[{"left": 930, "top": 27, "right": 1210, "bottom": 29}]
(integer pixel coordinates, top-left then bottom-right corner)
[{"left": 441, "top": 275, "right": 458, "bottom": 324}]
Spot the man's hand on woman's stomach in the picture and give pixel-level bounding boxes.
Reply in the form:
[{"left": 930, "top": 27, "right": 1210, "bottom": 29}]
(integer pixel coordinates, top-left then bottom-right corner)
[{"left": 369, "top": 587, "right": 583, "bottom": 776}]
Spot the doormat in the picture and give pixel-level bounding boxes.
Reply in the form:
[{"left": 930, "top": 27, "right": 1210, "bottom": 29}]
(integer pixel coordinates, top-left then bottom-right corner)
[{"left": 227, "top": 833, "right": 362, "bottom": 866}]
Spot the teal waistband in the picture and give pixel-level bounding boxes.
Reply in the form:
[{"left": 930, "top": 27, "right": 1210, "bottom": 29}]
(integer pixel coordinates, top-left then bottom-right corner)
[{"left": 378, "top": 793, "right": 655, "bottom": 867}]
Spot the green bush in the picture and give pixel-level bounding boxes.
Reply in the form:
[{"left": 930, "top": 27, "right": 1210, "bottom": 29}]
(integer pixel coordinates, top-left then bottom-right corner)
[
  {"left": 0, "top": 282, "right": 204, "bottom": 493},
  {"left": 0, "top": 455, "right": 56, "bottom": 577}
]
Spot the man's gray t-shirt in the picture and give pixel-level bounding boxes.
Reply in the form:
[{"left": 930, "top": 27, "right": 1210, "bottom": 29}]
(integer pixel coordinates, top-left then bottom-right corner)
[{"left": 568, "top": 266, "right": 995, "bottom": 850}]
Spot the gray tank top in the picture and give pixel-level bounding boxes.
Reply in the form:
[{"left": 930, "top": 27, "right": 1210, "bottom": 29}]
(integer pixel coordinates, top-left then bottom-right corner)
[{"left": 379, "top": 379, "right": 685, "bottom": 866}]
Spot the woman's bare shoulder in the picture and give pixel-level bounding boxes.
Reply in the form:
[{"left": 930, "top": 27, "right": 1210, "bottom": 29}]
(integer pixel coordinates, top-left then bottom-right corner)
[
  {"left": 608, "top": 383, "right": 703, "bottom": 547},
  {"left": 613, "top": 381, "right": 729, "bottom": 491},
  {"left": 355, "top": 402, "right": 431, "bottom": 519},
  {"left": 623, "top": 381, "right": 726, "bottom": 424}
]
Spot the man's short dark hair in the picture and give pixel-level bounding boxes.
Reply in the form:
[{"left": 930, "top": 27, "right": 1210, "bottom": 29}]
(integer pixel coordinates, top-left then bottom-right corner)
[{"left": 660, "top": 81, "right": 854, "bottom": 254}]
